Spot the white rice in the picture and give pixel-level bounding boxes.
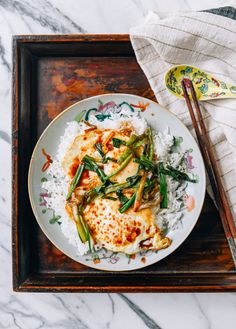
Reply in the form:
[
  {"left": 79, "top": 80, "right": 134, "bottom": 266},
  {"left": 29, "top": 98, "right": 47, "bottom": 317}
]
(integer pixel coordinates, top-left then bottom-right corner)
[
  {"left": 88, "top": 105, "right": 147, "bottom": 135},
  {"left": 153, "top": 127, "right": 174, "bottom": 161},
  {"left": 42, "top": 105, "right": 189, "bottom": 255}
]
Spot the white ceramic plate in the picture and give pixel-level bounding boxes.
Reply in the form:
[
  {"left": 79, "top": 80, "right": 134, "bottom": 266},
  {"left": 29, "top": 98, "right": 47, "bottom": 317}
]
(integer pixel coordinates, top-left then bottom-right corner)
[{"left": 28, "top": 93, "right": 206, "bottom": 271}]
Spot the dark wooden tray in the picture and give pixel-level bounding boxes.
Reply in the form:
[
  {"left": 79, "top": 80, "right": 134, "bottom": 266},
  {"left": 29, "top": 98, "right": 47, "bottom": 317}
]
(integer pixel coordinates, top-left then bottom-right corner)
[{"left": 12, "top": 34, "right": 236, "bottom": 292}]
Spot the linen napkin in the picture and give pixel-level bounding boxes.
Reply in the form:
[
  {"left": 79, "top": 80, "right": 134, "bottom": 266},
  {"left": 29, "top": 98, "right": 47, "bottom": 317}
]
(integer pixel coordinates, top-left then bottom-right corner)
[{"left": 130, "top": 7, "right": 236, "bottom": 223}]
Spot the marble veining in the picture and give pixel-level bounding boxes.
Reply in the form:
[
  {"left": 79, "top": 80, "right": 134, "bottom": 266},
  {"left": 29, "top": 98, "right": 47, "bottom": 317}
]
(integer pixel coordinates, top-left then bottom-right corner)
[{"left": 1, "top": 0, "right": 236, "bottom": 328}]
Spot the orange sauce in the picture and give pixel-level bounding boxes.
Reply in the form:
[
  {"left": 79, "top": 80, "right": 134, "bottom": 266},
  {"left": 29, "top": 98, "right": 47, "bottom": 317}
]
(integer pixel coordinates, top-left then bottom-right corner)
[
  {"left": 107, "top": 143, "right": 114, "bottom": 151},
  {"left": 69, "top": 159, "right": 90, "bottom": 187},
  {"left": 80, "top": 169, "right": 89, "bottom": 183},
  {"left": 69, "top": 159, "right": 80, "bottom": 177}
]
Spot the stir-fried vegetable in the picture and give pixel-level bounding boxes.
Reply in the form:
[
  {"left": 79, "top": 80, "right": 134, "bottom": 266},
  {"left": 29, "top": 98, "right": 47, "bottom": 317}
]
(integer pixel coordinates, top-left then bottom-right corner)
[
  {"left": 64, "top": 123, "right": 198, "bottom": 250},
  {"left": 82, "top": 155, "right": 107, "bottom": 182},
  {"left": 134, "top": 155, "right": 156, "bottom": 171},
  {"left": 133, "top": 171, "right": 147, "bottom": 212},
  {"left": 82, "top": 175, "right": 140, "bottom": 205},
  {"left": 161, "top": 165, "right": 197, "bottom": 183},
  {"left": 126, "top": 133, "right": 147, "bottom": 146},
  {"left": 85, "top": 184, "right": 106, "bottom": 203},
  {"left": 66, "top": 163, "right": 85, "bottom": 200},
  {"left": 94, "top": 142, "right": 117, "bottom": 163},
  {"left": 142, "top": 144, "right": 148, "bottom": 156},
  {"left": 71, "top": 204, "right": 93, "bottom": 252},
  {"left": 117, "top": 149, "right": 132, "bottom": 164},
  {"left": 104, "top": 182, "right": 129, "bottom": 195},
  {"left": 84, "top": 221, "right": 92, "bottom": 253},
  {"left": 104, "top": 157, "right": 117, "bottom": 163},
  {"left": 143, "top": 180, "right": 159, "bottom": 201},
  {"left": 105, "top": 176, "right": 141, "bottom": 195},
  {"left": 117, "top": 140, "right": 143, "bottom": 163},
  {"left": 126, "top": 174, "right": 141, "bottom": 186},
  {"left": 84, "top": 181, "right": 129, "bottom": 205},
  {"left": 147, "top": 128, "right": 154, "bottom": 161},
  {"left": 159, "top": 163, "right": 168, "bottom": 208},
  {"left": 103, "top": 196, "right": 117, "bottom": 201},
  {"left": 139, "top": 197, "right": 161, "bottom": 210},
  {"left": 112, "top": 138, "right": 127, "bottom": 148},
  {"left": 95, "top": 142, "right": 105, "bottom": 159},
  {"left": 116, "top": 189, "right": 129, "bottom": 205},
  {"left": 117, "top": 133, "right": 147, "bottom": 164},
  {"left": 119, "top": 192, "right": 136, "bottom": 213},
  {"left": 72, "top": 204, "right": 88, "bottom": 243},
  {"left": 107, "top": 154, "right": 132, "bottom": 179}
]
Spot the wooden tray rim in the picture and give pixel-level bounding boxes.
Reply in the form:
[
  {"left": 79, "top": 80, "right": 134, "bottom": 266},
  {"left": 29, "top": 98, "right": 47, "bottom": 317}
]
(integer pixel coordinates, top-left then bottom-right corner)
[{"left": 12, "top": 34, "right": 236, "bottom": 292}]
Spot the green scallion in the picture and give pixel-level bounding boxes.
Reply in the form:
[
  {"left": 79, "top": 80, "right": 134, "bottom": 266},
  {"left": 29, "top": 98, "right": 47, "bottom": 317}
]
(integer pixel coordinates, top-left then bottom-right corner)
[
  {"left": 82, "top": 155, "right": 107, "bottom": 182},
  {"left": 72, "top": 205, "right": 88, "bottom": 243},
  {"left": 147, "top": 128, "right": 154, "bottom": 161},
  {"left": 66, "top": 163, "right": 85, "bottom": 200},
  {"left": 134, "top": 155, "right": 156, "bottom": 171},
  {"left": 102, "top": 196, "right": 117, "bottom": 201},
  {"left": 108, "top": 154, "right": 132, "bottom": 179},
  {"left": 162, "top": 165, "right": 197, "bottom": 183},
  {"left": 159, "top": 163, "right": 168, "bottom": 208},
  {"left": 112, "top": 138, "right": 127, "bottom": 148},
  {"left": 116, "top": 189, "right": 129, "bottom": 205},
  {"left": 95, "top": 142, "right": 105, "bottom": 159},
  {"left": 119, "top": 192, "right": 136, "bottom": 213}
]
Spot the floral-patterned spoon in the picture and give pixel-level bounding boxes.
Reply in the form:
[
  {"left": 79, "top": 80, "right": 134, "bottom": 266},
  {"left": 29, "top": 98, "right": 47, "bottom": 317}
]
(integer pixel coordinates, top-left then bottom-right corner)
[{"left": 165, "top": 65, "right": 236, "bottom": 100}]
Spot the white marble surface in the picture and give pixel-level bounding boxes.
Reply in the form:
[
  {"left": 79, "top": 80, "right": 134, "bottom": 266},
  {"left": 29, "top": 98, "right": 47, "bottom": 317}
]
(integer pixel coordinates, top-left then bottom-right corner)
[{"left": 1, "top": 0, "right": 236, "bottom": 328}]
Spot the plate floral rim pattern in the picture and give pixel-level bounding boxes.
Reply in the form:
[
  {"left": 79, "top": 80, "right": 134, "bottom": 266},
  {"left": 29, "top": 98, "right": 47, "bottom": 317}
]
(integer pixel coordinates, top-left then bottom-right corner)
[{"left": 28, "top": 93, "right": 206, "bottom": 271}]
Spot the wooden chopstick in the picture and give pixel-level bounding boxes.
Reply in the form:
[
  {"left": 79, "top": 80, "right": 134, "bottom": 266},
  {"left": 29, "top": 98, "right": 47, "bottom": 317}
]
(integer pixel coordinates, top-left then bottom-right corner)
[
  {"left": 181, "top": 79, "right": 236, "bottom": 267},
  {"left": 190, "top": 84, "right": 236, "bottom": 236}
]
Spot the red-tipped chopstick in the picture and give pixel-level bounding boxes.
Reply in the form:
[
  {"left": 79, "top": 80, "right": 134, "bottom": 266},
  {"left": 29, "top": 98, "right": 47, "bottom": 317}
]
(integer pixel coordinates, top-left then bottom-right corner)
[{"left": 181, "top": 79, "right": 236, "bottom": 267}]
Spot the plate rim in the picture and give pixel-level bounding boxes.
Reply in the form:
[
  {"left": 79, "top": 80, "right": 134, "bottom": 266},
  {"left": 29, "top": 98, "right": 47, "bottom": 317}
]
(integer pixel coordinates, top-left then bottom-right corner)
[{"left": 28, "top": 93, "right": 206, "bottom": 271}]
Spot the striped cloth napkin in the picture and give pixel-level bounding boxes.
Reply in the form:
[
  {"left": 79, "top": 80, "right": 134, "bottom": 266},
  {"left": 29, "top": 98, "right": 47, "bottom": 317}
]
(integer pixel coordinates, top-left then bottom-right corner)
[{"left": 130, "top": 7, "right": 236, "bottom": 223}]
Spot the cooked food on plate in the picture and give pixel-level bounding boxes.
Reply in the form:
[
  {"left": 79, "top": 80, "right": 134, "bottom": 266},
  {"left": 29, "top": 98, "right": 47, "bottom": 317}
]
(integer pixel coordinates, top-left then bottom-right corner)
[{"left": 41, "top": 101, "right": 197, "bottom": 256}]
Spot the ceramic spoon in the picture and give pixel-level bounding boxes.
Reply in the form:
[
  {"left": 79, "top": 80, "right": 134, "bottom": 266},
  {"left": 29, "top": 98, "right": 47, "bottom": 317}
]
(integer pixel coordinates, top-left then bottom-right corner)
[{"left": 165, "top": 65, "right": 236, "bottom": 100}]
